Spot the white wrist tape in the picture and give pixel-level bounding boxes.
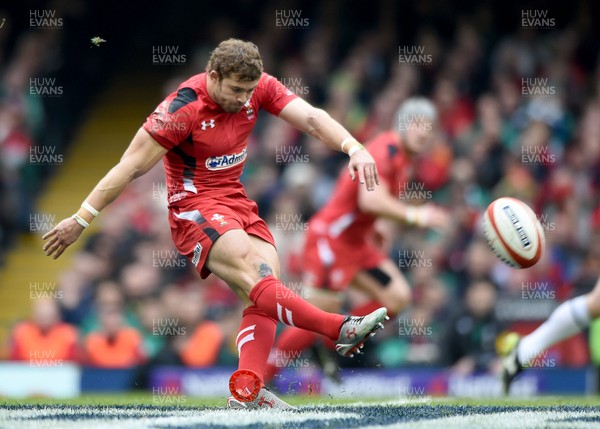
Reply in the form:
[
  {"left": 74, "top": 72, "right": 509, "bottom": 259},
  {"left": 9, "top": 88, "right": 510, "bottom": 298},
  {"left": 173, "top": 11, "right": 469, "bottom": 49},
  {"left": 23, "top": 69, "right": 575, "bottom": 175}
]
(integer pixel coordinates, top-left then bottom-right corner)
[
  {"left": 405, "top": 206, "right": 421, "bottom": 225},
  {"left": 72, "top": 214, "right": 90, "bottom": 228},
  {"left": 81, "top": 201, "right": 99, "bottom": 217},
  {"left": 348, "top": 144, "right": 365, "bottom": 157},
  {"left": 341, "top": 137, "right": 357, "bottom": 152}
]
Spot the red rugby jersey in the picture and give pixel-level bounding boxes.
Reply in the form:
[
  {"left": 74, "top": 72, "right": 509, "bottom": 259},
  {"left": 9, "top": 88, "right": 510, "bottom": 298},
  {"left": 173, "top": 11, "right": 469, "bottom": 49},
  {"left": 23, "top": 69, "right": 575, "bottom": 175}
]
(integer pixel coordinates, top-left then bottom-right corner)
[
  {"left": 143, "top": 72, "right": 296, "bottom": 205},
  {"left": 309, "top": 131, "right": 413, "bottom": 242}
]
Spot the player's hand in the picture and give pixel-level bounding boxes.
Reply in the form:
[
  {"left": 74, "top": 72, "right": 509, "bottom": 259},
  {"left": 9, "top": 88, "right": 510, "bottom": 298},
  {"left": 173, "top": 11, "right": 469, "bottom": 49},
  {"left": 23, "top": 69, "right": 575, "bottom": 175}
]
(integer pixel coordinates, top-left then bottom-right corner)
[
  {"left": 407, "top": 204, "right": 451, "bottom": 232},
  {"left": 348, "top": 148, "right": 380, "bottom": 191},
  {"left": 42, "top": 217, "right": 85, "bottom": 259}
]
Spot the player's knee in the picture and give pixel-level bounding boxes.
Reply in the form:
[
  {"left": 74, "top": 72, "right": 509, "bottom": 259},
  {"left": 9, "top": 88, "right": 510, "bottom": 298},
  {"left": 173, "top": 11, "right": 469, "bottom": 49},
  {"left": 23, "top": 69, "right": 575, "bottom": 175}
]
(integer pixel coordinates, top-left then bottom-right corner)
[
  {"left": 238, "top": 251, "right": 277, "bottom": 289},
  {"left": 385, "top": 284, "right": 411, "bottom": 315}
]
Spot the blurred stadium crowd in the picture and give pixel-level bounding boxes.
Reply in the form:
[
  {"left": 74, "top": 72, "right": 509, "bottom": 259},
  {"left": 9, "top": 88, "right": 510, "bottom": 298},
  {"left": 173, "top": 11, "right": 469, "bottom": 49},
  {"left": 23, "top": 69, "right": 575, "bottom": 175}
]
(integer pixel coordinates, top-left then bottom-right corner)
[{"left": 3, "top": 0, "right": 600, "bottom": 383}]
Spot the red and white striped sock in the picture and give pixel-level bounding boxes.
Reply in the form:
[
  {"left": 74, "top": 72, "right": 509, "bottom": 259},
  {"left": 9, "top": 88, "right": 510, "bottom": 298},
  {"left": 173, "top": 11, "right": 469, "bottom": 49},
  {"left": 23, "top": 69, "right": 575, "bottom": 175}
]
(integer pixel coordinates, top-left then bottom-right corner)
[
  {"left": 236, "top": 305, "right": 277, "bottom": 386},
  {"left": 249, "top": 275, "right": 345, "bottom": 340}
]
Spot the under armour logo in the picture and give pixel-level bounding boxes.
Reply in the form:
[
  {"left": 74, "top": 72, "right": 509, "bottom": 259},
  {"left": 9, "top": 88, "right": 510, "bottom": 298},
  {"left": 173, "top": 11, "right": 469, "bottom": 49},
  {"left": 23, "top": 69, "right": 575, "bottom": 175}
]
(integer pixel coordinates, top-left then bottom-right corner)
[
  {"left": 258, "top": 397, "right": 275, "bottom": 408},
  {"left": 201, "top": 119, "right": 215, "bottom": 130},
  {"left": 346, "top": 327, "right": 357, "bottom": 340}
]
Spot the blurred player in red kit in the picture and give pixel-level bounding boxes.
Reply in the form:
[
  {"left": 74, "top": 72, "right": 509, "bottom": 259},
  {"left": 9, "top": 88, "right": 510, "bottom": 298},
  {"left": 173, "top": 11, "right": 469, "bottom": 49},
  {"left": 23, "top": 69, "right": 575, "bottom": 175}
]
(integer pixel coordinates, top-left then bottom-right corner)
[
  {"left": 42, "top": 39, "right": 388, "bottom": 409},
  {"left": 264, "top": 98, "right": 450, "bottom": 385}
]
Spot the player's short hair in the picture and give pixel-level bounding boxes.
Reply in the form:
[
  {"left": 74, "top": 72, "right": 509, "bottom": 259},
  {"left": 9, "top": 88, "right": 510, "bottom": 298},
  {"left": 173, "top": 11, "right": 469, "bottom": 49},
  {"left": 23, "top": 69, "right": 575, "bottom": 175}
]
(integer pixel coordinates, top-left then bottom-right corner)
[
  {"left": 206, "top": 39, "right": 263, "bottom": 82},
  {"left": 395, "top": 97, "right": 437, "bottom": 136}
]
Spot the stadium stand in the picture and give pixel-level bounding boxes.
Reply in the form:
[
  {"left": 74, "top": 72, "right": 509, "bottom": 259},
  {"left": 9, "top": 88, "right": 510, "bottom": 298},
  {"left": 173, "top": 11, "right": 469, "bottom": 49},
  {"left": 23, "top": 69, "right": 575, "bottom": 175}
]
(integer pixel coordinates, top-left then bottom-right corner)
[{"left": 1, "top": 0, "right": 599, "bottom": 390}]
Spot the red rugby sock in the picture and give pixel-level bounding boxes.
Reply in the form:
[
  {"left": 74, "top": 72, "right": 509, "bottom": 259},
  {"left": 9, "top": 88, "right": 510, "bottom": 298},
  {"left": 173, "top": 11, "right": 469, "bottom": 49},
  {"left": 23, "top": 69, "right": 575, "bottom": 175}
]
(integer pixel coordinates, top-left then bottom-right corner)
[
  {"left": 249, "top": 275, "right": 345, "bottom": 340},
  {"left": 264, "top": 328, "right": 318, "bottom": 383},
  {"left": 236, "top": 305, "right": 277, "bottom": 386}
]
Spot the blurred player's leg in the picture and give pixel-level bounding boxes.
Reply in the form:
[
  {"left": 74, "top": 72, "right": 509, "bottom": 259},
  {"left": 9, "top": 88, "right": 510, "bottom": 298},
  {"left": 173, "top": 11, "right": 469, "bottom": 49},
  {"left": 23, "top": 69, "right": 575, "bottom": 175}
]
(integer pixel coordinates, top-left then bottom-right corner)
[
  {"left": 518, "top": 295, "right": 590, "bottom": 364},
  {"left": 502, "top": 276, "right": 600, "bottom": 393},
  {"left": 350, "top": 259, "right": 412, "bottom": 318}
]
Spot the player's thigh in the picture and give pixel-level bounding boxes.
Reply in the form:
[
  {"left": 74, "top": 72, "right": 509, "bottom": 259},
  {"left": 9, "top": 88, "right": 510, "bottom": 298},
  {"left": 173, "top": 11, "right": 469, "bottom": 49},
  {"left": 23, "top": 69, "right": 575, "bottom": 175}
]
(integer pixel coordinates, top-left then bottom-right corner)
[
  {"left": 206, "top": 229, "right": 276, "bottom": 294},
  {"left": 351, "top": 258, "right": 411, "bottom": 313}
]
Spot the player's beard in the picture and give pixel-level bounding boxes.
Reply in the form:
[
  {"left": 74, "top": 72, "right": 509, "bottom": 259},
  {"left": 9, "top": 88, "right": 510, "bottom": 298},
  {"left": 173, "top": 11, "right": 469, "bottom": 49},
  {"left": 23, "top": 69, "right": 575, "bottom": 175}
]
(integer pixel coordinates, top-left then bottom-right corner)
[
  {"left": 215, "top": 84, "right": 244, "bottom": 113},
  {"left": 222, "top": 103, "right": 244, "bottom": 113}
]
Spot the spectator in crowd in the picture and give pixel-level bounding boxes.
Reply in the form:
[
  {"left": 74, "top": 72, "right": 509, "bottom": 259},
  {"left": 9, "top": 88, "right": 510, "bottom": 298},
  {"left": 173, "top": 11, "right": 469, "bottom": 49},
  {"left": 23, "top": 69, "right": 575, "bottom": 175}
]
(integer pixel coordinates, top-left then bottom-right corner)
[
  {"left": 443, "top": 279, "right": 504, "bottom": 375},
  {"left": 5, "top": 1, "right": 600, "bottom": 380},
  {"left": 83, "top": 299, "right": 145, "bottom": 368},
  {"left": 10, "top": 299, "right": 78, "bottom": 364}
]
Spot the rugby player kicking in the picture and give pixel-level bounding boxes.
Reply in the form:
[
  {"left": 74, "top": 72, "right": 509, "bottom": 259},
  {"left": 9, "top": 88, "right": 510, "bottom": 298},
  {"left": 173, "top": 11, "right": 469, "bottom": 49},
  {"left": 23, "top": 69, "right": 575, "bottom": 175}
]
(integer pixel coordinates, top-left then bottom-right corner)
[
  {"left": 42, "top": 39, "right": 388, "bottom": 409},
  {"left": 501, "top": 275, "right": 600, "bottom": 394},
  {"left": 264, "top": 98, "right": 450, "bottom": 386}
]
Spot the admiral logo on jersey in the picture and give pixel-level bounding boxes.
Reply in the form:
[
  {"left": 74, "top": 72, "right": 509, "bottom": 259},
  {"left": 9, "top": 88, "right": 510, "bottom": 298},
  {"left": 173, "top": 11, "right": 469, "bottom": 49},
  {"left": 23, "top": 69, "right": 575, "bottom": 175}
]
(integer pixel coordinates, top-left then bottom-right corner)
[{"left": 206, "top": 148, "right": 248, "bottom": 171}]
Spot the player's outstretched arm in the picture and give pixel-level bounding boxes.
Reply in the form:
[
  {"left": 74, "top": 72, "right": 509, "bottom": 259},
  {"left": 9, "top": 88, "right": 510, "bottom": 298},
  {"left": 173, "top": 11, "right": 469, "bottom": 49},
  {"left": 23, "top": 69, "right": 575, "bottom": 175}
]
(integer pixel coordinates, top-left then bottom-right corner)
[
  {"left": 42, "top": 128, "right": 167, "bottom": 259},
  {"left": 278, "top": 98, "right": 380, "bottom": 191},
  {"left": 357, "top": 181, "right": 450, "bottom": 232}
]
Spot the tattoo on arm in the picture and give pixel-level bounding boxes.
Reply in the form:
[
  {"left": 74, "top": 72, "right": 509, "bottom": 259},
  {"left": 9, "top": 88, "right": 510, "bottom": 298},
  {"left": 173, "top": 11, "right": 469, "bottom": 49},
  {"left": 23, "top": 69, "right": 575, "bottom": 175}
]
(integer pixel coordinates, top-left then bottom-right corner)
[{"left": 258, "top": 263, "right": 273, "bottom": 278}]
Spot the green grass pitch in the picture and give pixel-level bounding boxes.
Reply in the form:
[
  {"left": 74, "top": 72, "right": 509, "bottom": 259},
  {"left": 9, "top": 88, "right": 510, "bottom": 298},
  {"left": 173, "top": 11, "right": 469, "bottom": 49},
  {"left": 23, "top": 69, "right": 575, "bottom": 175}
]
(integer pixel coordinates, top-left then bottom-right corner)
[{"left": 1, "top": 394, "right": 600, "bottom": 428}]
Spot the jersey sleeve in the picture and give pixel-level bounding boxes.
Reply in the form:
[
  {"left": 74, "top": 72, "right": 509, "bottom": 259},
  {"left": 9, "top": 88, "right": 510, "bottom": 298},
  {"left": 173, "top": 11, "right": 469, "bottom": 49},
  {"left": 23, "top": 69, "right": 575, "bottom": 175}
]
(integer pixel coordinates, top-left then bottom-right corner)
[
  {"left": 142, "top": 95, "right": 195, "bottom": 150},
  {"left": 256, "top": 73, "right": 298, "bottom": 116}
]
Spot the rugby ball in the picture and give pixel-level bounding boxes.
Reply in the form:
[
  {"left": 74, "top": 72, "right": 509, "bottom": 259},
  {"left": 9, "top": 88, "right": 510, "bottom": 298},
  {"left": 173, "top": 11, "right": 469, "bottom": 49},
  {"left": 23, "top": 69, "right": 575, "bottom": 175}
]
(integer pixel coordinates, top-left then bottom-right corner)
[{"left": 482, "top": 197, "right": 545, "bottom": 268}]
